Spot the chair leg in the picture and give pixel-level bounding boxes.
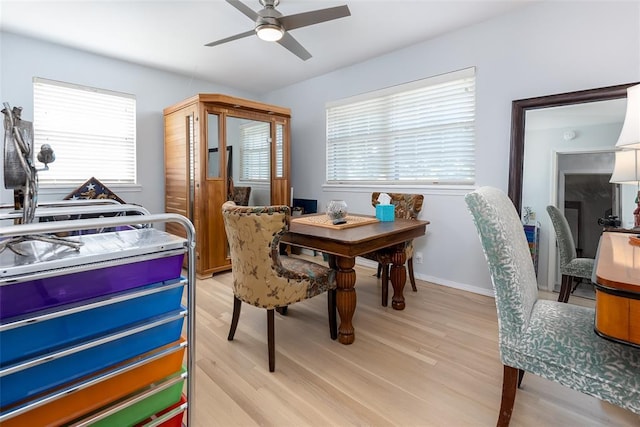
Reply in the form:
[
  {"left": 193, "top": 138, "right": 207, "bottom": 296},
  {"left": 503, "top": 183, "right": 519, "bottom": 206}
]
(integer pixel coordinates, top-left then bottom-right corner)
[
  {"left": 381, "top": 264, "right": 389, "bottom": 307},
  {"left": 376, "top": 262, "right": 382, "bottom": 278},
  {"left": 517, "top": 369, "right": 525, "bottom": 388},
  {"left": 558, "top": 275, "right": 573, "bottom": 303},
  {"left": 228, "top": 296, "right": 242, "bottom": 341},
  {"left": 497, "top": 365, "right": 520, "bottom": 427},
  {"left": 408, "top": 257, "right": 418, "bottom": 292},
  {"left": 267, "top": 309, "right": 275, "bottom": 372},
  {"left": 328, "top": 288, "right": 337, "bottom": 340},
  {"left": 571, "top": 278, "right": 583, "bottom": 292}
]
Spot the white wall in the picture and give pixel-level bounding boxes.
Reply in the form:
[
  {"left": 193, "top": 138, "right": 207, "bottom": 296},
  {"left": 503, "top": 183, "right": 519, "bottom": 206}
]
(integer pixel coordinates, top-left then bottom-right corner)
[
  {"left": 0, "top": 31, "right": 256, "bottom": 215},
  {"left": 264, "top": 1, "right": 640, "bottom": 295}
]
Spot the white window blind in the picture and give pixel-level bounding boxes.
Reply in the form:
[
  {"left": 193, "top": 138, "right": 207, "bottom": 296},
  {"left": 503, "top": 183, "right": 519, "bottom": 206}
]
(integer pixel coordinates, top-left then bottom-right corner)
[
  {"left": 33, "top": 77, "right": 137, "bottom": 185},
  {"left": 326, "top": 67, "right": 475, "bottom": 184},
  {"left": 239, "top": 122, "right": 271, "bottom": 181}
]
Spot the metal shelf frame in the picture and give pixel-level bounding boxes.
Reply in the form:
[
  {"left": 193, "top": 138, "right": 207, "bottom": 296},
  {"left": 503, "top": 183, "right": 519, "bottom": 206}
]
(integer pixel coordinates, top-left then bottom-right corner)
[{"left": 0, "top": 213, "right": 196, "bottom": 426}]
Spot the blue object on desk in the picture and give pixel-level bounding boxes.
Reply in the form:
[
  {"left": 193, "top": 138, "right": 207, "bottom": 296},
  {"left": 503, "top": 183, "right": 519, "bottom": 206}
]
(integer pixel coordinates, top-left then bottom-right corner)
[{"left": 376, "top": 204, "right": 395, "bottom": 222}]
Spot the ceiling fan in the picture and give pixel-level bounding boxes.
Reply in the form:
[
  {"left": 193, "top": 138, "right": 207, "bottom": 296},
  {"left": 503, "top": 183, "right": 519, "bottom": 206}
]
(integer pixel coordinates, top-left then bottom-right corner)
[{"left": 205, "top": 0, "right": 351, "bottom": 61}]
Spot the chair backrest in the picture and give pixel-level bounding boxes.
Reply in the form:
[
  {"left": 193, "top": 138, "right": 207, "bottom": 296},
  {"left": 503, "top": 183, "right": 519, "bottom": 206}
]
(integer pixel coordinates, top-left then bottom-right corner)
[
  {"left": 464, "top": 187, "right": 539, "bottom": 341},
  {"left": 371, "top": 192, "right": 424, "bottom": 220},
  {"left": 231, "top": 186, "right": 252, "bottom": 206},
  {"left": 221, "top": 201, "right": 309, "bottom": 308},
  {"left": 546, "top": 205, "right": 578, "bottom": 268}
]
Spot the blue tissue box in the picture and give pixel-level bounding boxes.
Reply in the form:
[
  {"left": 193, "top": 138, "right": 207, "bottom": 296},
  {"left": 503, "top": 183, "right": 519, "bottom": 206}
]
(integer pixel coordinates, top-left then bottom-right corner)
[{"left": 376, "top": 204, "right": 395, "bottom": 222}]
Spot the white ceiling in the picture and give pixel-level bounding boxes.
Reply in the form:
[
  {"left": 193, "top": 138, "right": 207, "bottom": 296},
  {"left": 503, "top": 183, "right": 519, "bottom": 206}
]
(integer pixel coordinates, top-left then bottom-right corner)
[{"left": 0, "top": 0, "right": 533, "bottom": 94}]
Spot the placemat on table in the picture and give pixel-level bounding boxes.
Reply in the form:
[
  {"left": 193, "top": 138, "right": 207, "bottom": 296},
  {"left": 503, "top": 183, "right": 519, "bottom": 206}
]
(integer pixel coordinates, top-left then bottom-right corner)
[{"left": 291, "top": 214, "right": 379, "bottom": 230}]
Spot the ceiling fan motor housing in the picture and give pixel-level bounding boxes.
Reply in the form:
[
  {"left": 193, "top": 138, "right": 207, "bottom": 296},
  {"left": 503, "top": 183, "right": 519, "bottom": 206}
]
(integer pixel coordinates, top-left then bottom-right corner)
[{"left": 255, "top": 2, "right": 284, "bottom": 40}]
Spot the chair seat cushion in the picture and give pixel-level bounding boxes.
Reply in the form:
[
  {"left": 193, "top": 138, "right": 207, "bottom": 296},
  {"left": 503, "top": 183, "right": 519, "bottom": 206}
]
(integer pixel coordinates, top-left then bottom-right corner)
[
  {"left": 500, "top": 299, "right": 640, "bottom": 414},
  {"left": 278, "top": 257, "right": 336, "bottom": 299},
  {"left": 562, "top": 258, "right": 595, "bottom": 279}
]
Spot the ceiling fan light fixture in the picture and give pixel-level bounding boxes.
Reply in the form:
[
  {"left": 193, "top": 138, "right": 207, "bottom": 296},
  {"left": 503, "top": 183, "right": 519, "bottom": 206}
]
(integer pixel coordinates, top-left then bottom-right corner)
[{"left": 256, "top": 23, "right": 284, "bottom": 42}]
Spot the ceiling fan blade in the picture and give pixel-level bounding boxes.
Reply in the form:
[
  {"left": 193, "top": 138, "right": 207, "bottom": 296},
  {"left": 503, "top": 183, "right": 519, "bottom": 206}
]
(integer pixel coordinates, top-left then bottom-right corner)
[
  {"left": 277, "top": 32, "right": 312, "bottom": 61},
  {"left": 279, "top": 5, "right": 350, "bottom": 31},
  {"left": 205, "top": 29, "right": 255, "bottom": 47},
  {"left": 226, "top": 0, "right": 259, "bottom": 21}
]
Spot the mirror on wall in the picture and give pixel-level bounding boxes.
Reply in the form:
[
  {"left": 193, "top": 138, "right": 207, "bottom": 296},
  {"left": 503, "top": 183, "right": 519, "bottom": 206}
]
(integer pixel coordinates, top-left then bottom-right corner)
[
  {"left": 508, "top": 82, "right": 638, "bottom": 294},
  {"left": 226, "top": 116, "right": 271, "bottom": 206}
]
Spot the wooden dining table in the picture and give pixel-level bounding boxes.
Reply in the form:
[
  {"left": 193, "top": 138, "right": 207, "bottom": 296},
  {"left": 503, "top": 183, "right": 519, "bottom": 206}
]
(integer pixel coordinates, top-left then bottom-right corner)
[
  {"left": 592, "top": 231, "right": 640, "bottom": 347},
  {"left": 281, "top": 214, "right": 429, "bottom": 345}
]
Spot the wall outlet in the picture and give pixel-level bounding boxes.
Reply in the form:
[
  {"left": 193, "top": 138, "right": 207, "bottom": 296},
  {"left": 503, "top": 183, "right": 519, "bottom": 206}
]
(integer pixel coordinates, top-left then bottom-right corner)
[{"left": 414, "top": 252, "right": 423, "bottom": 264}]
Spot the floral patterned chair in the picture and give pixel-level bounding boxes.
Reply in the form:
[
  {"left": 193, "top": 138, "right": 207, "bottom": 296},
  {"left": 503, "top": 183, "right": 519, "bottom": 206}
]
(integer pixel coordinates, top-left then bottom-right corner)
[
  {"left": 222, "top": 201, "right": 337, "bottom": 372},
  {"left": 465, "top": 187, "right": 640, "bottom": 426},
  {"left": 230, "top": 186, "right": 251, "bottom": 206},
  {"left": 546, "top": 205, "right": 595, "bottom": 303},
  {"left": 362, "top": 192, "right": 424, "bottom": 306}
]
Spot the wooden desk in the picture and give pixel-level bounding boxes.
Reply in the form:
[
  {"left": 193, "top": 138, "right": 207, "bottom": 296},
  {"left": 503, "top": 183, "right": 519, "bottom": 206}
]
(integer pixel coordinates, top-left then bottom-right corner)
[
  {"left": 282, "top": 215, "right": 429, "bottom": 345},
  {"left": 593, "top": 232, "right": 640, "bottom": 347}
]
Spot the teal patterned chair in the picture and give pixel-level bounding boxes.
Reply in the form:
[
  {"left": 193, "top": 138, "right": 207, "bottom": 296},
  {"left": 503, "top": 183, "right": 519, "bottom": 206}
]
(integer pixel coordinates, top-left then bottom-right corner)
[
  {"left": 222, "top": 201, "right": 337, "bottom": 372},
  {"left": 546, "top": 205, "right": 595, "bottom": 303},
  {"left": 362, "top": 192, "right": 424, "bottom": 306},
  {"left": 465, "top": 187, "right": 640, "bottom": 426}
]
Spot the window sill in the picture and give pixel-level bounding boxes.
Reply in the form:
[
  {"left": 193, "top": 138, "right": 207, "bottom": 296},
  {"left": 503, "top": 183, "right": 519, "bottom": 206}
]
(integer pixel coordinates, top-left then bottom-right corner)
[{"left": 321, "top": 183, "right": 475, "bottom": 196}]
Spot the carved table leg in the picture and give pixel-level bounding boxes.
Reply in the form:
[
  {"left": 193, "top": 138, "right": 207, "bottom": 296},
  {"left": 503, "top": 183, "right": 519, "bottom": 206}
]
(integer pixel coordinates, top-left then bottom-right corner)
[
  {"left": 329, "top": 255, "right": 357, "bottom": 344},
  {"left": 390, "top": 245, "right": 407, "bottom": 310}
]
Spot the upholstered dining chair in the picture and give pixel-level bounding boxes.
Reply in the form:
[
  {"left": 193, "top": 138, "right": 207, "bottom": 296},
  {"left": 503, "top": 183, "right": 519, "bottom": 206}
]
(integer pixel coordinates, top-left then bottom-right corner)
[
  {"left": 546, "top": 205, "right": 595, "bottom": 303},
  {"left": 221, "top": 201, "right": 337, "bottom": 372},
  {"left": 465, "top": 187, "right": 639, "bottom": 426},
  {"left": 362, "top": 192, "right": 424, "bottom": 306},
  {"left": 230, "top": 186, "right": 251, "bottom": 206}
]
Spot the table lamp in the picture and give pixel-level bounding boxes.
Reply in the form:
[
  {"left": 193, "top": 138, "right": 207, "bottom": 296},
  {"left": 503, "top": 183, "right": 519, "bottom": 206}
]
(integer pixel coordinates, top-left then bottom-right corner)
[{"left": 610, "top": 83, "right": 640, "bottom": 228}]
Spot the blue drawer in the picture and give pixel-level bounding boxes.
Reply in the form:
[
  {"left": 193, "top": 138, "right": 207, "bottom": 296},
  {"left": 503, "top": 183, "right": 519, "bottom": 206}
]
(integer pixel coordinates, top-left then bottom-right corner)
[
  {"left": 0, "top": 280, "right": 185, "bottom": 366},
  {"left": 0, "top": 309, "right": 185, "bottom": 407}
]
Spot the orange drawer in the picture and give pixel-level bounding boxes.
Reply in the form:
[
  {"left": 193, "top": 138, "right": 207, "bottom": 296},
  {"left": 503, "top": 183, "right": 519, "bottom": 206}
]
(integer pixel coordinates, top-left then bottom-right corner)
[{"left": 2, "top": 340, "right": 185, "bottom": 427}]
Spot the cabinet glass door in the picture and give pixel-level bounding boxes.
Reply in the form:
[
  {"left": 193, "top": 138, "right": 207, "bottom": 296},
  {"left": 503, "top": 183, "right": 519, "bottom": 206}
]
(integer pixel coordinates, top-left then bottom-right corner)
[
  {"left": 275, "top": 123, "right": 285, "bottom": 179},
  {"left": 206, "top": 113, "right": 220, "bottom": 178},
  {"left": 226, "top": 116, "right": 271, "bottom": 205}
]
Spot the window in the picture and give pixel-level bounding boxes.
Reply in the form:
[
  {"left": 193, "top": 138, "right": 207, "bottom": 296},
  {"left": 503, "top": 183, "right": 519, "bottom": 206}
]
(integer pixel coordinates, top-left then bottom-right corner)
[
  {"left": 326, "top": 67, "right": 475, "bottom": 185},
  {"left": 239, "top": 121, "right": 271, "bottom": 181},
  {"left": 33, "top": 77, "right": 136, "bottom": 185}
]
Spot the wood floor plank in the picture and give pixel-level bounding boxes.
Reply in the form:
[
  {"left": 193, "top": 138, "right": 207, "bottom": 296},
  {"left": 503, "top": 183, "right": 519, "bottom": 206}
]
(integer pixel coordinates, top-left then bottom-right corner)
[{"left": 187, "top": 256, "right": 640, "bottom": 426}]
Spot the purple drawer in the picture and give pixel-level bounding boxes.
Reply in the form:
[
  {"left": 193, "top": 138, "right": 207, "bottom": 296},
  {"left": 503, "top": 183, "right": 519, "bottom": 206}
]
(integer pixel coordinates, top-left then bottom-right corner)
[{"left": 0, "top": 254, "right": 184, "bottom": 320}]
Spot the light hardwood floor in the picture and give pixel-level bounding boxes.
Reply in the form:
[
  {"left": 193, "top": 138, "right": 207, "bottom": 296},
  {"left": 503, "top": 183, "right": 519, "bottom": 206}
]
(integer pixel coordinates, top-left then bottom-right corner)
[{"left": 187, "top": 257, "right": 639, "bottom": 427}]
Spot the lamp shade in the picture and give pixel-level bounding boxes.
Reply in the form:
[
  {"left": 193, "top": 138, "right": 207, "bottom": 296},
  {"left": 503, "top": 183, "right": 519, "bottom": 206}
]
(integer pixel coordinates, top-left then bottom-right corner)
[
  {"left": 610, "top": 148, "right": 640, "bottom": 184},
  {"left": 615, "top": 83, "right": 640, "bottom": 149}
]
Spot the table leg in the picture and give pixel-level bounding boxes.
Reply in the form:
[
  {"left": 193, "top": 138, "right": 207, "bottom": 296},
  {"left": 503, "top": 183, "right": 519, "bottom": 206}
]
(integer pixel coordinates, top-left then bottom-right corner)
[
  {"left": 329, "top": 255, "right": 357, "bottom": 344},
  {"left": 390, "top": 245, "right": 407, "bottom": 310}
]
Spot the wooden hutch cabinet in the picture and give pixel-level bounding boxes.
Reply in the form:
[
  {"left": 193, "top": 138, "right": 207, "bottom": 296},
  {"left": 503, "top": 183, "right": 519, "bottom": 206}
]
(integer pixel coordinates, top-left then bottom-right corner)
[{"left": 164, "top": 94, "right": 291, "bottom": 276}]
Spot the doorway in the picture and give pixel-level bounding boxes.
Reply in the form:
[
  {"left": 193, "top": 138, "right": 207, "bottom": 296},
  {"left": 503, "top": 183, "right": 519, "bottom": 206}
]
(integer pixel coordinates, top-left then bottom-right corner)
[{"left": 562, "top": 173, "right": 614, "bottom": 258}]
